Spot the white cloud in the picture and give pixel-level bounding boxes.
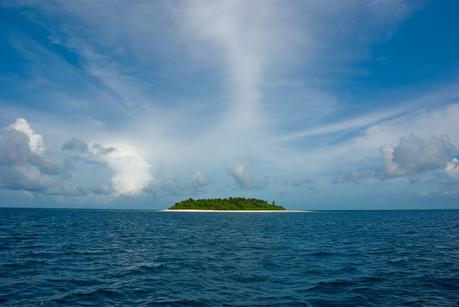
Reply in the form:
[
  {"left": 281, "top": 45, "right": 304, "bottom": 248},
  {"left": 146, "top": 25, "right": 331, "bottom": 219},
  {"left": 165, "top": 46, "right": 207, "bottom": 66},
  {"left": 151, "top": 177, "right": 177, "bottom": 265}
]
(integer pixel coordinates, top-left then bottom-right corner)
[
  {"left": 228, "top": 161, "right": 268, "bottom": 190},
  {"left": 379, "top": 135, "right": 456, "bottom": 178},
  {"left": 445, "top": 159, "right": 459, "bottom": 179},
  {"left": 7, "top": 118, "right": 46, "bottom": 155},
  {"left": 0, "top": 118, "right": 61, "bottom": 192},
  {"left": 273, "top": 106, "right": 409, "bottom": 143},
  {"left": 63, "top": 138, "right": 152, "bottom": 196},
  {"left": 93, "top": 143, "right": 152, "bottom": 196},
  {"left": 182, "top": 1, "right": 273, "bottom": 118},
  {"left": 379, "top": 144, "right": 404, "bottom": 177}
]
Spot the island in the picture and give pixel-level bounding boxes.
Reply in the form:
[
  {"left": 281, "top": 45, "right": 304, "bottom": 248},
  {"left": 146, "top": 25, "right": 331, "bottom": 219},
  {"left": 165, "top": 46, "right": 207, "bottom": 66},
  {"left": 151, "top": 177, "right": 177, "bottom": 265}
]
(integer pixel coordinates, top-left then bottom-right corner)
[{"left": 162, "top": 197, "right": 306, "bottom": 212}]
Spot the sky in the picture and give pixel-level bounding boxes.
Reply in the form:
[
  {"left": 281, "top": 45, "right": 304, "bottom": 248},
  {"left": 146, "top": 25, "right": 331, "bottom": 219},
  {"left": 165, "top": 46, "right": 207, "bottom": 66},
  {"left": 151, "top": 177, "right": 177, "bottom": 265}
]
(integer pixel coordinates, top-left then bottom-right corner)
[{"left": 0, "top": 0, "right": 458, "bottom": 210}]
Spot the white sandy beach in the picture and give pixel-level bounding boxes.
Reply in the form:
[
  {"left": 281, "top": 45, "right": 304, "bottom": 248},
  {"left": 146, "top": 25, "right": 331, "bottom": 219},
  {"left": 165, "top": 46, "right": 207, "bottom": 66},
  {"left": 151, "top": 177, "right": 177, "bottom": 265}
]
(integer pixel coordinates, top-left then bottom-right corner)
[{"left": 160, "top": 209, "right": 309, "bottom": 213}]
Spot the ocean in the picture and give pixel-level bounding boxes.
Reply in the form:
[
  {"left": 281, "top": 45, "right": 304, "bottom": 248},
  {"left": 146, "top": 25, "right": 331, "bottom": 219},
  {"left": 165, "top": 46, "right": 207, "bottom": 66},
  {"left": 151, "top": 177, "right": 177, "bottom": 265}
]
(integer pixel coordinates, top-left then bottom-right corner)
[{"left": 1, "top": 208, "right": 458, "bottom": 306}]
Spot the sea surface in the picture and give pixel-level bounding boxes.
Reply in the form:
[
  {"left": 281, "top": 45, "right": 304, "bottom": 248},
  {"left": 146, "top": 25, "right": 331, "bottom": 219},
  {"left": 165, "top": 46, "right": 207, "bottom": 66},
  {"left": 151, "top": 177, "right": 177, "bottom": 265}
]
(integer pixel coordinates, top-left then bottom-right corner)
[{"left": 1, "top": 209, "right": 458, "bottom": 306}]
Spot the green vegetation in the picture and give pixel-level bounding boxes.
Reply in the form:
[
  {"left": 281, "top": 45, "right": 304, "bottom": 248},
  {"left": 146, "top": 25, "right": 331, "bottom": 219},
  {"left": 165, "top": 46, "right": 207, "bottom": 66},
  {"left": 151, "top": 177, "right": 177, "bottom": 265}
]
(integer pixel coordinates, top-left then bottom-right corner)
[{"left": 169, "top": 197, "right": 285, "bottom": 210}]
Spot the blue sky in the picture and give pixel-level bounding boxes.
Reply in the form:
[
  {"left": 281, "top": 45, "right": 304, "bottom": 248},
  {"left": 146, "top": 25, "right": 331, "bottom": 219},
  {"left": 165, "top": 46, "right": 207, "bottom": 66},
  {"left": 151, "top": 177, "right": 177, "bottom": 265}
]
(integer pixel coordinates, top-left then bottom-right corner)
[{"left": 0, "top": 0, "right": 458, "bottom": 209}]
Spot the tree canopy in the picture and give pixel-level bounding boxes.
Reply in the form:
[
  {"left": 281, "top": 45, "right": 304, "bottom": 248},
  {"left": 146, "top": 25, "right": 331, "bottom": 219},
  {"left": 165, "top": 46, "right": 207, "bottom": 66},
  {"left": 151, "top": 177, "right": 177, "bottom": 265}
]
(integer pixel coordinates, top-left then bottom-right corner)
[{"left": 169, "top": 197, "right": 285, "bottom": 210}]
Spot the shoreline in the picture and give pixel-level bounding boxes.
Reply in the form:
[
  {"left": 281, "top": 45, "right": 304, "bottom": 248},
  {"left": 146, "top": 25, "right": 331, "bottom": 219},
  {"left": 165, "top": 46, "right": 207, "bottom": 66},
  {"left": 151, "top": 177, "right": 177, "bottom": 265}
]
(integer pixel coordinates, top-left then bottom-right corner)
[{"left": 160, "top": 209, "right": 309, "bottom": 213}]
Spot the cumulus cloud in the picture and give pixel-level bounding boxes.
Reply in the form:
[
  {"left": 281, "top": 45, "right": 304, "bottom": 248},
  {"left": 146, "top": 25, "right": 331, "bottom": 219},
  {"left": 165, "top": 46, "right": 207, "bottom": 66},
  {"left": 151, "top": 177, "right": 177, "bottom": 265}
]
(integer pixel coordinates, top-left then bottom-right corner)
[
  {"left": 7, "top": 118, "right": 46, "bottom": 154},
  {"left": 379, "top": 134, "right": 457, "bottom": 178},
  {"left": 63, "top": 138, "right": 152, "bottom": 196},
  {"left": 228, "top": 161, "right": 269, "bottom": 190},
  {"left": 445, "top": 158, "right": 459, "bottom": 179},
  {"left": 96, "top": 144, "right": 152, "bottom": 196},
  {"left": 0, "top": 118, "right": 61, "bottom": 192}
]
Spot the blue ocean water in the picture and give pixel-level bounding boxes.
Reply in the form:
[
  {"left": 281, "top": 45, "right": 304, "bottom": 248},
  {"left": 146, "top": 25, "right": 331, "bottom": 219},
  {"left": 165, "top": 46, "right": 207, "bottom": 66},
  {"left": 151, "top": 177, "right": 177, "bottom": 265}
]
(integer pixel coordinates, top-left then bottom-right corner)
[{"left": 0, "top": 209, "right": 458, "bottom": 306}]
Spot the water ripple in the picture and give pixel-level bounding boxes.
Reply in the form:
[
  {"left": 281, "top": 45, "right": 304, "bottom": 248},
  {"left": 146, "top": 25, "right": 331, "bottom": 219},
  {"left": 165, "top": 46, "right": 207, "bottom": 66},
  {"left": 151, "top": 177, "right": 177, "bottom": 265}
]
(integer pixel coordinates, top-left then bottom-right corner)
[{"left": 0, "top": 209, "right": 458, "bottom": 305}]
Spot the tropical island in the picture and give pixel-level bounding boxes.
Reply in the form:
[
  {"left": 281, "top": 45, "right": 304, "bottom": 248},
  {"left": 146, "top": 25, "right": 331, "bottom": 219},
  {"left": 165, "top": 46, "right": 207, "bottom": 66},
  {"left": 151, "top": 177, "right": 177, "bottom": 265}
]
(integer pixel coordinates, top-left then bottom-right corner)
[{"left": 166, "top": 197, "right": 286, "bottom": 211}]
